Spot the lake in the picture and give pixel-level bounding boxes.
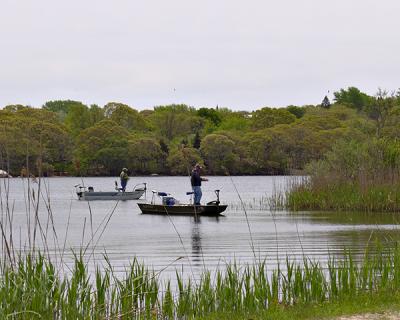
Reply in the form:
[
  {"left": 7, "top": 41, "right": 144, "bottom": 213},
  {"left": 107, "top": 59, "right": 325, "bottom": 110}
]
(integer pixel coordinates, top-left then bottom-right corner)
[{"left": 1, "top": 176, "right": 399, "bottom": 279}]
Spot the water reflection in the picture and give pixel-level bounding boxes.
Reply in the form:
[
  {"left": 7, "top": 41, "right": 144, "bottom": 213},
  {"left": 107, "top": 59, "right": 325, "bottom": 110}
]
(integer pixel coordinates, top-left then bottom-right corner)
[
  {"left": 291, "top": 210, "right": 400, "bottom": 226},
  {"left": 191, "top": 217, "right": 202, "bottom": 266}
]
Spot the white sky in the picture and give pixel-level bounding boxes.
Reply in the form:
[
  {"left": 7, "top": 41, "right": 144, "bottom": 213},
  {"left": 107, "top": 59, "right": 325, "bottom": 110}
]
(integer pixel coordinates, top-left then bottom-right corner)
[{"left": 1, "top": 0, "right": 399, "bottom": 110}]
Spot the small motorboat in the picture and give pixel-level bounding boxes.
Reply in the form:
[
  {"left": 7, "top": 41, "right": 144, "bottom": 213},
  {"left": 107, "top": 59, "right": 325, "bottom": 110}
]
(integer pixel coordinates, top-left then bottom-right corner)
[
  {"left": 137, "top": 189, "right": 227, "bottom": 216},
  {"left": 75, "top": 182, "right": 147, "bottom": 201},
  {"left": 0, "top": 169, "right": 11, "bottom": 178}
]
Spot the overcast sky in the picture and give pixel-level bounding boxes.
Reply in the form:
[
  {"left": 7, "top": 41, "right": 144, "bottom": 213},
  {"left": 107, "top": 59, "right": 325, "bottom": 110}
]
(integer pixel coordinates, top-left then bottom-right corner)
[{"left": 1, "top": 0, "right": 399, "bottom": 111}]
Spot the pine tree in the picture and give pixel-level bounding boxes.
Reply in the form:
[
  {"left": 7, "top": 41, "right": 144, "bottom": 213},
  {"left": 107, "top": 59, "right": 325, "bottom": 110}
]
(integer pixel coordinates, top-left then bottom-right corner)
[
  {"left": 321, "top": 96, "right": 331, "bottom": 108},
  {"left": 193, "top": 132, "right": 201, "bottom": 149}
]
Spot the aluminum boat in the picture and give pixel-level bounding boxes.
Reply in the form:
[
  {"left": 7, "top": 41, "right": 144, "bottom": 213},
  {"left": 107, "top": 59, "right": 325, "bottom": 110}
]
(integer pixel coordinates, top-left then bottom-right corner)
[{"left": 75, "top": 182, "right": 146, "bottom": 201}]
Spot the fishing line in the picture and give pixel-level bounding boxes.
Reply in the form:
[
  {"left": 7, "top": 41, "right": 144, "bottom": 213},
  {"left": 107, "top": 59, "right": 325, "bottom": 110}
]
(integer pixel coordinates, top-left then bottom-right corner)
[
  {"left": 79, "top": 177, "right": 96, "bottom": 265},
  {"left": 84, "top": 200, "right": 120, "bottom": 266},
  {"left": 228, "top": 175, "right": 257, "bottom": 261},
  {"left": 39, "top": 178, "right": 62, "bottom": 268},
  {"left": 58, "top": 199, "right": 74, "bottom": 275},
  {"left": 37, "top": 180, "right": 57, "bottom": 264},
  {"left": 270, "top": 177, "right": 285, "bottom": 267},
  {"left": 162, "top": 205, "right": 198, "bottom": 286},
  {"left": 30, "top": 176, "right": 54, "bottom": 261}
]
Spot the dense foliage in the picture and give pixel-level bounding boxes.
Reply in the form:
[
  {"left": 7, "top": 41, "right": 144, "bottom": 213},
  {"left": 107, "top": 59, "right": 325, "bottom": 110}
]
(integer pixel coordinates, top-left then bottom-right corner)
[{"left": 1, "top": 87, "right": 399, "bottom": 176}]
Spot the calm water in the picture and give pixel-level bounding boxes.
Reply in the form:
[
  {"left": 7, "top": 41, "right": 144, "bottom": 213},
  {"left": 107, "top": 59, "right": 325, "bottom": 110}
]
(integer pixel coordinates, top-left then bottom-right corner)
[{"left": 1, "top": 176, "right": 400, "bottom": 279}]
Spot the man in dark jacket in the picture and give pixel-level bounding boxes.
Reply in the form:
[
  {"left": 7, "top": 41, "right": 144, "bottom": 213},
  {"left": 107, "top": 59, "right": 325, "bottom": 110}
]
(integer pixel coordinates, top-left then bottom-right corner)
[{"left": 190, "top": 163, "right": 208, "bottom": 205}]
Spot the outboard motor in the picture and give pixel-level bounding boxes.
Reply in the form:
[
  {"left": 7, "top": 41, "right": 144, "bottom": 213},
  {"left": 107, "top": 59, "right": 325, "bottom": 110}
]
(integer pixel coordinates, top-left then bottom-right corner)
[
  {"left": 74, "top": 184, "right": 85, "bottom": 199},
  {"left": 207, "top": 189, "right": 221, "bottom": 205}
]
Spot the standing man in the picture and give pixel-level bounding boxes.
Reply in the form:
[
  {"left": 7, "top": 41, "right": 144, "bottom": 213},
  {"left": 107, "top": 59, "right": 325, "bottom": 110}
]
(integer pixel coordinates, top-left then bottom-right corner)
[
  {"left": 190, "top": 163, "right": 208, "bottom": 205},
  {"left": 120, "top": 168, "right": 129, "bottom": 192}
]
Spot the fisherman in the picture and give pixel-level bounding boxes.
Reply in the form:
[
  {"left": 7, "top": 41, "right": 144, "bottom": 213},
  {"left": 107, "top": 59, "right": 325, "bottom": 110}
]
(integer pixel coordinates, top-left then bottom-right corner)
[
  {"left": 190, "top": 163, "right": 208, "bottom": 205},
  {"left": 120, "top": 168, "right": 129, "bottom": 192}
]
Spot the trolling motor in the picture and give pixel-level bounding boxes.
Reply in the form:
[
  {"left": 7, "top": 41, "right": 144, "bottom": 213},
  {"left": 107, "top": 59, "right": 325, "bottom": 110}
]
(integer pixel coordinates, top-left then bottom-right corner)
[
  {"left": 74, "top": 184, "right": 85, "bottom": 198},
  {"left": 134, "top": 183, "right": 147, "bottom": 199},
  {"left": 206, "top": 189, "right": 221, "bottom": 206}
]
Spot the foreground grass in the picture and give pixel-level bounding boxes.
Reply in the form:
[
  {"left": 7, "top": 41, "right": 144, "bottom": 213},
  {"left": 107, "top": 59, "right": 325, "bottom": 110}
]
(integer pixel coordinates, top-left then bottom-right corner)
[
  {"left": 2, "top": 245, "right": 400, "bottom": 319},
  {"left": 201, "top": 291, "right": 400, "bottom": 319}
]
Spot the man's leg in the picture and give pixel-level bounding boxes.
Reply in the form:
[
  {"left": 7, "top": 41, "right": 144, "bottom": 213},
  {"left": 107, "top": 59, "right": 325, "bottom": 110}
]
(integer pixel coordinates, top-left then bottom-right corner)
[
  {"left": 193, "top": 186, "right": 198, "bottom": 205},
  {"left": 193, "top": 186, "right": 202, "bottom": 205},
  {"left": 121, "top": 180, "right": 127, "bottom": 192},
  {"left": 198, "top": 187, "right": 202, "bottom": 204}
]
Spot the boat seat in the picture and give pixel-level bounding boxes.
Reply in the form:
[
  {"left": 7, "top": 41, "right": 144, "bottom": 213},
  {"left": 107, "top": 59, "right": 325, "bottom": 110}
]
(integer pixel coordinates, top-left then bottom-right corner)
[
  {"left": 158, "top": 192, "right": 168, "bottom": 196},
  {"left": 186, "top": 192, "right": 194, "bottom": 195}
]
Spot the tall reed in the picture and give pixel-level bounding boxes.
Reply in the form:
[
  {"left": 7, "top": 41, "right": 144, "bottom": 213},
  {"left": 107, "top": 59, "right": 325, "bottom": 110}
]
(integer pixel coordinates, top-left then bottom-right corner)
[
  {"left": 2, "top": 244, "right": 400, "bottom": 318},
  {"left": 277, "top": 139, "right": 400, "bottom": 212}
]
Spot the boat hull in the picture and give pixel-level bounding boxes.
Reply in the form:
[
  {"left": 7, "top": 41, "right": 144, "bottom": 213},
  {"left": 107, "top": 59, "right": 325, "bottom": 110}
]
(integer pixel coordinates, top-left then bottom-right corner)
[
  {"left": 137, "top": 203, "right": 227, "bottom": 216},
  {"left": 77, "top": 190, "right": 145, "bottom": 201}
]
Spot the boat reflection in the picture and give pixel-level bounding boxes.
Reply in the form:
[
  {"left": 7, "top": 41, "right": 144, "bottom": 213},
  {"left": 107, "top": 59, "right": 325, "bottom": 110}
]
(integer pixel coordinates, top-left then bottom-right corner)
[
  {"left": 190, "top": 216, "right": 221, "bottom": 267},
  {"left": 191, "top": 219, "right": 202, "bottom": 267}
]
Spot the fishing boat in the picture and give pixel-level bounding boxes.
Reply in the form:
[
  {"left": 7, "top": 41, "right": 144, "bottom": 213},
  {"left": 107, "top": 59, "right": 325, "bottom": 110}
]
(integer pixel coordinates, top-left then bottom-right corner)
[
  {"left": 0, "top": 169, "right": 11, "bottom": 178},
  {"left": 75, "top": 182, "right": 147, "bottom": 201},
  {"left": 137, "top": 189, "right": 227, "bottom": 216}
]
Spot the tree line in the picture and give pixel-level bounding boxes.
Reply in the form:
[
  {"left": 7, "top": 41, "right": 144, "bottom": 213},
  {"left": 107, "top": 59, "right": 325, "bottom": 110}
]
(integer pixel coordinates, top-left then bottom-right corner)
[{"left": 0, "top": 87, "right": 399, "bottom": 177}]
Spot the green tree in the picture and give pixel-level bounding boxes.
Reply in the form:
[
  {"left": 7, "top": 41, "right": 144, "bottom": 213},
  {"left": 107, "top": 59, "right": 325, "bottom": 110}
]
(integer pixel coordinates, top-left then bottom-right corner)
[
  {"left": 88, "top": 104, "right": 105, "bottom": 125},
  {"left": 150, "top": 104, "right": 203, "bottom": 140},
  {"left": 366, "top": 89, "right": 398, "bottom": 137},
  {"left": 75, "top": 120, "right": 130, "bottom": 175},
  {"left": 200, "top": 134, "right": 238, "bottom": 174},
  {"left": 127, "top": 137, "right": 166, "bottom": 174},
  {"left": 333, "top": 87, "right": 373, "bottom": 110},
  {"left": 0, "top": 108, "right": 72, "bottom": 176},
  {"left": 104, "top": 102, "right": 147, "bottom": 132},
  {"left": 286, "top": 105, "right": 305, "bottom": 118},
  {"left": 64, "top": 103, "right": 91, "bottom": 137},
  {"left": 43, "top": 100, "right": 88, "bottom": 122},
  {"left": 218, "top": 113, "right": 251, "bottom": 131},
  {"left": 192, "top": 132, "right": 201, "bottom": 149},
  {"left": 242, "top": 131, "right": 286, "bottom": 174},
  {"left": 166, "top": 147, "right": 203, "bottom": 175},
  {"left": 197, "top": 108, "right": 222, "bottom": 126},
  {"left": 3, "top": 104, "right": 29, "bottom": 112},
  {"left": 321, "top": 96, "right": 331, "bottom": 109},
  {"left": 252, "top": 107, "right": 296, "bottom": 130}
]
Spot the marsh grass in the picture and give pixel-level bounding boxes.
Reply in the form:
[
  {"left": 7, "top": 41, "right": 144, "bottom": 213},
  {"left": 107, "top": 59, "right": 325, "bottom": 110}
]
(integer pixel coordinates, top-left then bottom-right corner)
[
  {"left": 277, "top": 139, "right": 400, "bottom": 212},
  {"left": 282, "top": 177, "right": 400, "bottom": 212}
]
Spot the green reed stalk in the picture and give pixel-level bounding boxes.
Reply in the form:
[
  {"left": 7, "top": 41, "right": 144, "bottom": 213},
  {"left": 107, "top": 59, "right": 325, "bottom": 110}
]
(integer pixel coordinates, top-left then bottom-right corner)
[{"left": 3, "top": 245, "right": 400, "bottom": 318}]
